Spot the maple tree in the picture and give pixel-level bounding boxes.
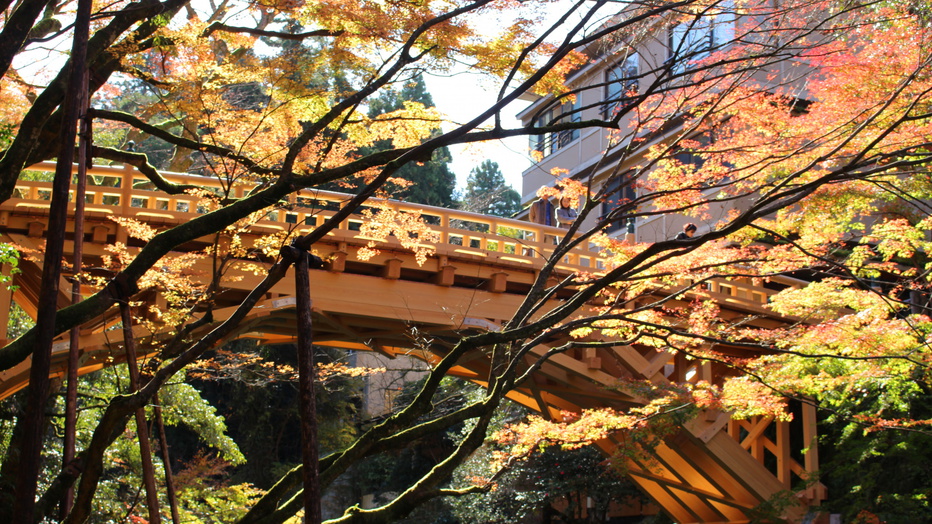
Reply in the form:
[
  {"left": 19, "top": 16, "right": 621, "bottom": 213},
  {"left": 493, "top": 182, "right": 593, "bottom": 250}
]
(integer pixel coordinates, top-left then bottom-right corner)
[{"left": 1, "top": 0, "right": 932, "bottom": 523}]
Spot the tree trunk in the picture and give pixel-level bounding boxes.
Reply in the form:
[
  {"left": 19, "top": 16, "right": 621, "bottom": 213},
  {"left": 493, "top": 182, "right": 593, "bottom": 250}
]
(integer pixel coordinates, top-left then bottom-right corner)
[
  {"left": 120, "top": 302, "right": 162, "bottom": 524},
  {"left": 155, "top": 396, "right": 181, "bottom": 524},
  {"left": 11, "top": 0, "right": 91, "bottom": 521},
  {"left": 63, "top": 103, "right": 91, "bottom": 520},
  {"left": 294, "top": 248, "right": 321, "bottom": 523}
]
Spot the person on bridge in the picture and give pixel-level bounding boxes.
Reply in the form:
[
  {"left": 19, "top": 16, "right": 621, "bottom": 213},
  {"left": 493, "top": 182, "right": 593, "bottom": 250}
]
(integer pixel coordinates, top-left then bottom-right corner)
[
  {"left": 675, "top": 223, "right": 697, "bottom": 240},
  {"left": 555, "top": 197, "right": 578, "bottom": 229},
  {"left": 528, "top": 197, "right": 554, "bottom": 226}
]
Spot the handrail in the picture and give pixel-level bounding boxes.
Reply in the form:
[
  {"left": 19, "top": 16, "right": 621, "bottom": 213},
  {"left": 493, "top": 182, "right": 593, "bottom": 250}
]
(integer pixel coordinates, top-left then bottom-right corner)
[
  {"left": 10, "top": 162, "right": 804, "bottom": 306},
  {"left": 16, "top": 161, "right": 605, "bottom": 272}
]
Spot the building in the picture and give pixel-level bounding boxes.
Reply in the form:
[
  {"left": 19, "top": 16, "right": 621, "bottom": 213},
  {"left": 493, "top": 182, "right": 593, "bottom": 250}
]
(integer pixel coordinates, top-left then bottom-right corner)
[{"left": 516, "top": 0, "right": 805, "bottom": 243}]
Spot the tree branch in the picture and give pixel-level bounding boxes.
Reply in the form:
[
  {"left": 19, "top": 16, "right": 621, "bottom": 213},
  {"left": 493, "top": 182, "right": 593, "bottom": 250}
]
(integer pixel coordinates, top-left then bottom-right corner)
[{"left": 202, "top": 22, "right": 344, "bottom": 40}]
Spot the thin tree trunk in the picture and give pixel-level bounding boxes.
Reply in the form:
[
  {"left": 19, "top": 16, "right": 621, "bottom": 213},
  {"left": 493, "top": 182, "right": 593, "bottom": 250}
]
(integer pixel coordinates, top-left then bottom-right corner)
[
  {"left": 293, "top": 248, "right": 321, "bottom": 523},
  {"left": 120, "top": 302, "right": 162, "bottom": 524},
  {"left": 11, "top": 0, "right": 91, "bottom": 521},
  {"left": 66, "top": 257, "right": 295, "bottom": 524},
  {"left": 155, "top": 395, "right": 181, "bottom": 524},
  {"left": 63, "top": 102, "right": 91, "bottom": 520}
]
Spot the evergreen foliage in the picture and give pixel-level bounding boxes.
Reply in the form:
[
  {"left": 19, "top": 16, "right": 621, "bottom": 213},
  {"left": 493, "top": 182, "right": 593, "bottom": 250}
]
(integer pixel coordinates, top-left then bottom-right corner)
[
  {"left": 355, "top": 75, "right": 457, "bottom": 207},
  {"left": 818, "top": 369, "right": 932, "bottom": 522},
  {"left": 460, "top": 160, "right": 521, "bottom": 217},
  {"left": 450, "top": 445, "right": 653, "bottom": 523}
]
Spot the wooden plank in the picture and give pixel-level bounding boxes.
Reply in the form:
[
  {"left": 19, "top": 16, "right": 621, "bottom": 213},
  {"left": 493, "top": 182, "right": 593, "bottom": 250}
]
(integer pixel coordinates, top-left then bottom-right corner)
[
  {"left": 665, "top": 432, "right": 761, "bottom": 509},
  {"left": 650, "top": 439, "right": 728, "bottom": 499},
  {"left": 625, "top": 475, "right": 699, "bottom": 524},
  {"left": 627, "top": 460, "right": 751, "bottom": 523},
  {"left": 701, "top": 430, "right": 787, "bottom": 500},
  {"left": 662, "top": 485, "right": 729, "bottom": 523},
  {"left": 776, "top": 419, "right": 792, "bottom": 487}
]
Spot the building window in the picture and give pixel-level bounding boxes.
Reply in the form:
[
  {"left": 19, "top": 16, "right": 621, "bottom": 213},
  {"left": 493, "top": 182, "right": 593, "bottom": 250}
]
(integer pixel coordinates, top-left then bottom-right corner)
[
  {"left": 557, "top": 97, "right": 581, "bottom": 148},
  {"left": 668, "top": 1, "right": 736, "bottom": 72},
  {"left": 531, "top": 108, "right": 555, "bottom": 157},
  {"left": 600, "top": 172, "right": 637, "bottom": 234},
  {"left": 531, "top": 97, "right": 581, "bottom": 158},
  {"left": 674, "top": 148, "right": 705, "bottom": 172},
  {"left": 604, "top": 54, "right": 639, "bottom": 118},
  {"left": 672, "top": 131, "right": 715, "bottom": 177}
]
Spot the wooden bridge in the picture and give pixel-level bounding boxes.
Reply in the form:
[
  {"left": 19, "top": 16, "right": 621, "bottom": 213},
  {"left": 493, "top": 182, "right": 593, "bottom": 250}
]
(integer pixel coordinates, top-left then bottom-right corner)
[{"left": 0, "top": 162, "right": 824, "bottom": 523}]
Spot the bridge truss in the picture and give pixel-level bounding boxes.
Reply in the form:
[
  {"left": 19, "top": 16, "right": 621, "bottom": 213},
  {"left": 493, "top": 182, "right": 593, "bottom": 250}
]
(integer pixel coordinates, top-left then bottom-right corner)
[{"left": 0, "top": 162, "right": 825, "bottom": 523}]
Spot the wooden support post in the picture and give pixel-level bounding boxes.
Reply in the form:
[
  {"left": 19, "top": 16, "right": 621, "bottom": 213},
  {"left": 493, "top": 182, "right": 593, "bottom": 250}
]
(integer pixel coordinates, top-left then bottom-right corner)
[
  {"left": 0, "top": 263, "right": 12, "bottom": 340},
  {"left": 485, "top": 271, "right": 507, "bottom": 293},
  {"left": 119, "top": 163, "right": 133, "bottom": 222},
  {"left": 115, "top": 223, "right": 129, "bottom": 245},
  {"left": 92, "top": 225, "right": 109, "bottom": 243},
  {"left": 434, "top": 255, "right": 455, "bottom": 286},
  {"left": 27, "top": 221, "right": 44, "bottom": 237},
  {"left": 434, "top": 265, "right": 455, "bottom": 286},
  {"left": 328, "top": 242, "right": 347, "bottom": 273},
  {"left": 751, "top": 418, "right": 766, "bottom": 462},
  {"left": 728, "top": 419, "right": 741, "bottom": 444},
  {"left": 801, "top": 401, "right": 826, "bottom": 501},
  {"left": 382, "top": 258, "right": 402, "bottom": 279},
  {"left": 776, "top": 420, "right": 792, "bottom": 487},
  {"left": 583, "top": 347, "right": 601, "bottom": 370},
  {"left": 673, "top": 352, "right": 688, "bottom": 382},
  {"left": 328, "top": 251, "right": 346, "bottom": 272},
  {"left": 802, "top": 402, "right": 819, "bottom": 472}
]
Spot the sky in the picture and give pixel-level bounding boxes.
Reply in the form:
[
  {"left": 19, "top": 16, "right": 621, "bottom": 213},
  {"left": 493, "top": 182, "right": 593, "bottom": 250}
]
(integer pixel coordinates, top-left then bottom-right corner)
[
  {"left": 422, "top": 0, "right": 591, "bottom": 197},
  {"left": 424, "top": 73, "right": 532, "bottom": 196}
]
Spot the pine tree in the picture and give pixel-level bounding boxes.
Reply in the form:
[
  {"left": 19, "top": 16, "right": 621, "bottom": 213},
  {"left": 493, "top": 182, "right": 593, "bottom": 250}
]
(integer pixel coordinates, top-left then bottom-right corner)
[
  {"left": 460, "top": 160, "right": 521, "bottom": 217},
  {"left": 360, "top": 75, "right": 457, "bottom": 208}
]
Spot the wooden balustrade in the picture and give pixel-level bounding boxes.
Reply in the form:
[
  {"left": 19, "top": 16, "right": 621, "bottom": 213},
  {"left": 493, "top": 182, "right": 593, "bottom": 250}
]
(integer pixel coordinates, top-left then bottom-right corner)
[
  {"left": 13, "top": 161, "right": 803, "bottom": 310},
  {"left": 18, "top": 161, "right": 600, "bottom": 271}
]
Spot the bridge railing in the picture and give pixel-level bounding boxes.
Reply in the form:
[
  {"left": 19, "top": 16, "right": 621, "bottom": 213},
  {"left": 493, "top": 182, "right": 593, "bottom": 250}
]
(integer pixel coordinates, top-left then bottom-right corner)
[
  {"left": 11, "top": 162, "right": 803, "bottom": 306},
  {"left": 14, "top": 162, "right": 605, "bottom": 271}
]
